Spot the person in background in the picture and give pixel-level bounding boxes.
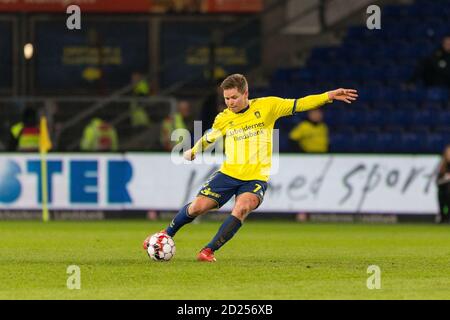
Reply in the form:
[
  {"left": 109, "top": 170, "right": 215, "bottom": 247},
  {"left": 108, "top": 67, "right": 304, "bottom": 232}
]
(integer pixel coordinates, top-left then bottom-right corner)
[
  {"left": 414, "top": 35, "right": 450, "bottom": 87},
  {"left": 129, "top": 72, "right": 152, "bottom": 129},
  {"left": 8, "top": 107, "right": 40, "bottom": 152},
  {"left": 289, "top": 109, "right": 329, "bottom": 153},
  {"left": 436, "top": 144, "right": 450, "bottom": 223},
  {"left": 80, "top": 117, "right": 118, "bottom": 152},
  {"left": 160, "top": 99, "right": 194, "bottom": 151}
]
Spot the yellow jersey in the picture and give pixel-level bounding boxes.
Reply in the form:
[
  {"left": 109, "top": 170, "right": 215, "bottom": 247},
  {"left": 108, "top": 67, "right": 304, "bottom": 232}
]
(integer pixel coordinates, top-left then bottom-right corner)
[
  {"left": 289, "top": 120, "right": 329, "bottom": 152},
  {"left": 192, "top": 94, "right": 332, "bottom": 181}
]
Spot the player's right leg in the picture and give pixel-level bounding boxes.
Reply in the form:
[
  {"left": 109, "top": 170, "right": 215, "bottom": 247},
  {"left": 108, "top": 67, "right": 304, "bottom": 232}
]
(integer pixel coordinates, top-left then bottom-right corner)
[
  {"left": 143, "top": 196, "right": 217, "bottom": 250},
  {"left": 165, "top": 196, "right": 218, "bottom": 236}
]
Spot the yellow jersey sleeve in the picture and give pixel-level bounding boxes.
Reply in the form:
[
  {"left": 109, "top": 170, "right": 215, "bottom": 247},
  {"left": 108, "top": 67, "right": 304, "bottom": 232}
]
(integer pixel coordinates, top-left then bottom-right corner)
[
  {"left": 295, "top": 93, "right": 332, "bottom": 112},
  {"left": 264, "top": 96, "right": 298, "bottom": 119},
  {"left": 191, "top": 113, "right": 225, "bottom": 155},
  {"left": 265, "top": 93, "right": 332, "bottom": 120}
]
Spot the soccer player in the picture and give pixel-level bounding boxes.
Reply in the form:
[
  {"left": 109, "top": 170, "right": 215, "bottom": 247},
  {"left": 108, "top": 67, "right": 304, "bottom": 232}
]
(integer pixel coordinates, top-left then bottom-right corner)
[{"left": 143, "top": 74, "right": 358, "bottom": 262}]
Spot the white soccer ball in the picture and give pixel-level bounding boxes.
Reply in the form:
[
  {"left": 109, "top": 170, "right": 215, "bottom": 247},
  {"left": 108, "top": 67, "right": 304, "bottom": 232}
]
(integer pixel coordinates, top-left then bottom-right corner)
[{"left": 146, "top": 232, "right": 176, "bottom": 261}]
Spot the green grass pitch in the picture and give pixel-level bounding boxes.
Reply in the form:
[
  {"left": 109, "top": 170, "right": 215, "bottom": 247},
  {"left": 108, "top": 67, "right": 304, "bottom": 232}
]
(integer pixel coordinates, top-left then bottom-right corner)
[{"left": 1, "top": 220, "right": 449, "bottom": 299}]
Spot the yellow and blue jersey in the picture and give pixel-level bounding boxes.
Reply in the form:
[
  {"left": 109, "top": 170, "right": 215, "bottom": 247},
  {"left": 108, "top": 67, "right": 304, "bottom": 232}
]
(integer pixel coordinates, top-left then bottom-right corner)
[{"left": 192, "top": 94, "right": 332, "bottom": 182}]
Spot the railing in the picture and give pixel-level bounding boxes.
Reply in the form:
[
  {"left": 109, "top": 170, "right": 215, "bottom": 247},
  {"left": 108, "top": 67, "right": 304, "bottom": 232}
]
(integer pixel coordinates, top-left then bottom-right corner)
[{"left": 0, "top": 96, "right": 177, "bottom": 152}]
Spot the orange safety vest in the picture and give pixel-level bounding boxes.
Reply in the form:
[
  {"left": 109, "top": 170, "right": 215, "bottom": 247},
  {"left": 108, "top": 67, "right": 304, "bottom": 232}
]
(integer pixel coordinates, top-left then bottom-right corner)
[
  {"left": 11, "top": 123, "right": 40, "bottom": 152},
  {"left": 96, "top": 122, "right": 115, "bottom": 151}
]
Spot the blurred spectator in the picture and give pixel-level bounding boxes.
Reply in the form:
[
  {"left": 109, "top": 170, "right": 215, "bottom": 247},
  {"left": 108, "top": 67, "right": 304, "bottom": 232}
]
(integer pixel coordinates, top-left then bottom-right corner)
[
  {"left": 129, "top": 72, "right": 151, "bottom": 128},
  {"left": 289, "top": 109, "right": 329, "bottom": 153},
  {"left": 160, "top": 100, "right": 194, "bottom": 151},
  {"left": 80, "top": 118, "right": 118, "bottom": 152},
  {"left": 8, "top": 107, "right": 40, "bottom": 152},
  {"left": 414, "top": 35, "right": 450, "bottom": 87},
  {"left": 436, "top": 145, "right": 450, "bottom": 224}
]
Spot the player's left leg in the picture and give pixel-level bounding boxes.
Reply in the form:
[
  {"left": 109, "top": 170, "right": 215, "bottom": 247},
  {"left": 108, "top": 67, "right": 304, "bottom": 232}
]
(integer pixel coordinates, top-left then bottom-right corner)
[{"left": 199, "top": 193, "right": 260, "bottom": 259}]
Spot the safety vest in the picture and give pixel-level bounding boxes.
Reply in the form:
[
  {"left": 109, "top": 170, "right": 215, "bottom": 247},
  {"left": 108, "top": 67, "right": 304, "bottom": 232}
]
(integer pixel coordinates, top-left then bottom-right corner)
[
  {"left": 80, "top": 119, "right": 118, "bottom": 151},
  {"left": 161, "top": 113, "right": 188, "bottom": 149},
  {"left": 11, "top": 122, "right": 40, "bottom": 152},
  {"left": 130, "top": 100, "right": 151, "bottom": 127}
]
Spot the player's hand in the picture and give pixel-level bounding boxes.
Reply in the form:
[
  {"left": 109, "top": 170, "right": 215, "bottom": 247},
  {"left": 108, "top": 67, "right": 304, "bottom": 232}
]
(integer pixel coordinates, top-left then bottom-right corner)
[
  {"left": 328, "top": 88, "right": 358, "bottom": 104},
  {"left": 183, "top": 149, "right": 195, "bottom": 161}
]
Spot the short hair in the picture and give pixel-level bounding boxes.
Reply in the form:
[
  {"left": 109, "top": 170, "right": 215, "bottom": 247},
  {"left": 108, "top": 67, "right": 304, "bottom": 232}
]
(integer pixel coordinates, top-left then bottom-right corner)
[{"left": 220, "top": 74, "right": 248, "bottom": 93}]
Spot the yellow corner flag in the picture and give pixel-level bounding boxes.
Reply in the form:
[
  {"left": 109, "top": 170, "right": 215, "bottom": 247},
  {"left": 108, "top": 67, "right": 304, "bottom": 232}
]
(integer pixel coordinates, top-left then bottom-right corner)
[
  {"left": 39, "top": 116, "right": 52, "bottom": 222},
  {"left": 39, "top": 116, "right": 52, "bottom": 153}
]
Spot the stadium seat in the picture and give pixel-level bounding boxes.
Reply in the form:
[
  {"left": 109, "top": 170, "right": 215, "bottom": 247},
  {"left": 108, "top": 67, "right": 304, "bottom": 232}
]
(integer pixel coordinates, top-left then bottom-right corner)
[
  {"left": 436, "top": 110, "right": 450, "bottom": 127},
  {"left": 270, "top": 0, "right": 450, "bottom": 153},
  {"left": 329, "top": 132, "right": 350, "bottom": 152},
  {"left": 396, "top": 100, "right": 419, "bottom": 109},
  {"left": 412, "top": 109, "right": 436, "bottom": 127},
  {"left": 400, "top": 132, "right": 422, "bottom": 153},
  {"left": 386, "top": 109, "right": 414, "bottom": 127},
  {"left": 351, "top": 132, "right": 374, "bottom": 152},
  {"left": 374, "top": 132, "right": 401, "bottom": 153},
  {"left": 363, "top": 109, "right": 386, "bottom": 127},
  {"left": 425, "top": 133, "right": 447, "bottom": 153},
  {"left": 426, "top": 87, "right": 449, "bottom": 102}
]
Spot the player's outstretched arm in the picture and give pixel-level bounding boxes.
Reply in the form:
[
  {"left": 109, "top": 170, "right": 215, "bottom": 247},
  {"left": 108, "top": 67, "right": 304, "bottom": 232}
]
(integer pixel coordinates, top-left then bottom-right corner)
[
  {"left": 294, "top": 88, "right": 358, "bottom": 113},
  {"left": 183, "top": 149, "right": 195, "bottom": 161},
  {"left": 327, "top": 88, "right": 358, "bottom": 104},
  {"left": 185, "top": 127, "right": 223, "bottom": 162}
]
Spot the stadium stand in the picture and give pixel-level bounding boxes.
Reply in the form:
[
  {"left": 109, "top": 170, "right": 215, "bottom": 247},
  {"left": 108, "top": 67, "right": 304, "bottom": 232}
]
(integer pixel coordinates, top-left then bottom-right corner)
[{"left": 267, "top": 0, "right": 450, "bottom": 153}]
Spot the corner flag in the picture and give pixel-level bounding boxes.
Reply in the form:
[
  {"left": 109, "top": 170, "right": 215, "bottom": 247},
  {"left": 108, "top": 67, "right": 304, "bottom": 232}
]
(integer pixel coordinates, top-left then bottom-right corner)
[
  {"left": 39, "top": 116, "right": 52, "bottom": 153},
  {"left": 39, "top": 116, "right": 52, "bottom": 222}
]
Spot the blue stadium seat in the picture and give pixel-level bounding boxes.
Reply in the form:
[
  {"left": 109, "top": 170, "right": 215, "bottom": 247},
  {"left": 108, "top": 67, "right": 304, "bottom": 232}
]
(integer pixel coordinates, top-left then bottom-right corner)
[
  {"left": 373, "top": 102, "right": 395, "bottom": 111},
  {"left": 367, "top": 86, "right": 396, "bottom": 102},
  {"left": 436, "top": 127, "right": 450, "bottom": 145},
  {"left": 425, "top": 133, "right": 447, "bottom": 153},
  {"left": 323, "top": 107, "right": 344, "bottom": 127},
  {"left": 374, "top": 132, "right": 402, "bottom": 152},
  {"left": 404, "top": 87, "right": 427, "bottom": 102},
  {"left": 386, "top": 109, "right": 414, "bottom": 127},
  {"left": 416, "top": 40, "right": 437, "bottom": 58},
  {"left": 382, "top": 24, "right": 408, "bottom": 40},
  {"left": 339, "top": 110, "right": 366, "bottom": 126},
  {"left": 351, "top": 132, "right": 375, "bottom": 152},
  {"left": 399, "top": 132, "right": 419, "bottom": 153},
  {"left": 363, "top": 109, "right": 386, "bottom": 127},
  {"left": 396, "top": 100, "right": 419, "bottom": 109},
  {"left": 268, "top": 0, "right": 450, "bottom": 154},
  {"left": 277, "top": 129, "right": 293, "bottom": 153},
  {"left": 395, "top": 43, "right": 420, "bottom": 59},
  {"left": 412, "top": 109, "right": 436, "bottom": 127},
  {"left": 329, "top": 133, "right": 350, "bottom": 152},
  {"left": 346, "top": 26, "right": 370, "bottom": 40},
  {"left": 329, "top": 128, "right": 354, "bottom": 152},
  {"left": 421, "top": 101, "right": 443, "bottom": 109},
  {"left": 426, "top": 87, "right": 449, "bottom": 102},
  {"left": 436, "top": 110, "right": 450, "bottom": 127}
]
